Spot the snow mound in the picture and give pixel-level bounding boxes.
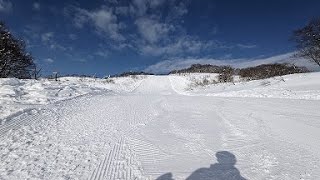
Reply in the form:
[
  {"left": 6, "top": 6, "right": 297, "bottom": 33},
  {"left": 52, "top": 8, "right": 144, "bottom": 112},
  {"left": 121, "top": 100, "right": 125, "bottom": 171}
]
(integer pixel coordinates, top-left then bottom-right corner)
[
  {"left": 170, "top": 72, "right": 320, "bottom": 100},
  {"left": 0, "top": 76, "right": 144, "bottom": 121}
]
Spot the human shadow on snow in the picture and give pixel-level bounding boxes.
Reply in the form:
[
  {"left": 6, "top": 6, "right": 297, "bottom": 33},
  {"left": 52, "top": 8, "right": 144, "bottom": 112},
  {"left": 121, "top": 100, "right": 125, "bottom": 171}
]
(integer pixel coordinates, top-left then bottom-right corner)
[{"left": 156, "top": 151, "right": 247, "bottom": 180}]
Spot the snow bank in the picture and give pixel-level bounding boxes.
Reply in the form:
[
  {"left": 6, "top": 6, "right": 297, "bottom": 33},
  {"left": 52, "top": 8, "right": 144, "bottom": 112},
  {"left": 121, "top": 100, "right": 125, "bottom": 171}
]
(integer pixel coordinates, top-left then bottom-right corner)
[
  {"left": 1, "top": 72, "right": 319, "bottom": 123},
  {"left": 0, "top": 76, "right": 144, "bottom": 121},
  {"left": 170, "top": 72, "right": 320, "bottom": 100}
]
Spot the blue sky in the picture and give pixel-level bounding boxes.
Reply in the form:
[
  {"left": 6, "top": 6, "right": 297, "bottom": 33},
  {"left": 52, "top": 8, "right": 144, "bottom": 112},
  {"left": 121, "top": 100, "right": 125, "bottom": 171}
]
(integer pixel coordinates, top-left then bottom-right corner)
[{"left": 1, "top": 0, "right": 320, "bottom": 76}]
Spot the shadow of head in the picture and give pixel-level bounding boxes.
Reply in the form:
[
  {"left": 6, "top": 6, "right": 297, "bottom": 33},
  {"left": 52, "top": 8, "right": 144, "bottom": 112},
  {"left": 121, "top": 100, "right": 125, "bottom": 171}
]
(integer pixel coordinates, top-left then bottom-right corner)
[
  {"left": 156, "top": 172, "right": 174, "bottom": 180},
  {"left": 215, "top": 151, "right": 237, "bottom": 166}
]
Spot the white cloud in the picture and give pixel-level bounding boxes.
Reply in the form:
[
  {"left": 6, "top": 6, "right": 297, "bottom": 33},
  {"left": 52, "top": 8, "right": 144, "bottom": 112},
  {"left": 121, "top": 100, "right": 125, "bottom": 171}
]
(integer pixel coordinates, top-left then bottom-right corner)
[
  {"left": 0, "top": 0, "right": 12, "bottom": 13},
  {"left": 65, "top": 1, "right": 257, "bottom": 59},
  {"left": 23, "top": 25, "right": 41, "bottom": 44},
  {"left": 41, "top": 32, "right": 54, "bottom": 42},
  {"left": 72, "top": 6, "right": 124, "bottom": 41},
  {"left": 165, "top": 1, "right": 188, "bottom": 22},
  {"left": 138, "top": 36, "right": 224, "bottom": 56},
  {"left": 144, "top": 52, "right": 320, "bottom": 74},
  {"left": 69, "top": 8, "right": 89, "bottom": 28},
  {"left": 130, "top": 0, "right": 148, "bottom": 16},
  {"left": 49, "top": 43, "right": 68, "bottom": 51},
  {"left": 128, "top": 1, "right": 220, "bottom": 57},
  {"left": 115, "top": 6, "right": 129, "bottom": 15},
  {"left": 148, "top": 0, "right": 166, "bottom": 8},
  {"left": 135, "top": 17, "right": 173, "bottom": 44},
  {"left": 129, "top": 0, "right": 168, "bottom": 17},
  {"left": 89, "top": 8, "right": 121, "bottom": 39},
  {"left": 106, "top": 0, "right": 119, "bottom": 4},
  {"left": 129, "top": 1, "right": 218, "bottom": 57},
  {"left": 40, "top": 32, "right": 70, "bottom": 51},
  {"left": 68, "top": 34, "right": 78, "bottom": 40},
  {"left": 95, "top": 50, "right": 109, "bottom": 58},
  {"left": 236, "top": 44, "right": 257, "bottom": 49},
  {"left": 65, "top": 0, "right": 194, "bottom": 55},
  {"left": 33, "top": 2, "right": 40, "bottom": 10},
  {"left": 44, "top": 58, "right": 54, "bottom": 63},
  {"left": 144, "top": 58, "right": 232, "bottom": 74},
  {"left": 210, "top": 26, "right": 219, "bottom": 35}
]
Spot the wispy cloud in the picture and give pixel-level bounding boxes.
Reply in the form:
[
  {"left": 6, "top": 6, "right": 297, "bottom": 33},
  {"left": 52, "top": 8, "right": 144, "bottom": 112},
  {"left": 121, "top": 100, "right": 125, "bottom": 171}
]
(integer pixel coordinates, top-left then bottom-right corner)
[
  {"left": 32, "top": 2, "right": 40, "bottom": 11},
  {"left": 63, "top": 0, "right": 257, "bottom": 59},
  {"left": 144, "top": 52, "right": 320, "bottom": 74},
  {"left": 95, "top": 50, "right": 109, "bottom": 58},
  {"left": 0, "top": 0, "right": 12, "bottom": 13},
  {"left": 135, "top": 17, "right": 173, "bottom": 44},
  {"left": 68, "top": 6, "right": 125, "bottom": 41},
  {"left": 210, "top": 26, "right": 219, "bottom": 35},
  {"left": 40, "top": 32, "right": 71, "bottom": 51},
  {"left": 64, "top": 0, "right": 200, "bottom": 56},
  {"left": 138, "top": 36, "right": 225, "bottom": 56},
  {"left": 129, "top": 0, "right": 167, "bottom": 17},
  {"left": 165, "top": 1, "right": 188, "bottom": 22},
  {"left": 114, "top": 6, "right": 129, "bottom": 16},
  {"left": 23, "top": 25, "right": 71, "bottom": 52},
  {"left": 144, "top": 57, "right": 237, "bottom": 74},
  {"left": 236, "top": 43, "right": 257, "bottom": 49},
  {"left": 41, "top": 32, "right": 54, "bottom": 42},
  {"left": 44, "top": 58, "right": 54, "bottom": 63},
  {"left": 68, "top": 34, "right": 78, "bottom": 40}
]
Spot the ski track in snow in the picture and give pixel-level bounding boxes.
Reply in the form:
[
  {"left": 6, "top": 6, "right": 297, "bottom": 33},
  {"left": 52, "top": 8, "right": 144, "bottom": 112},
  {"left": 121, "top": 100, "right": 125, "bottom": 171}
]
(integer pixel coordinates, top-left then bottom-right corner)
[
  {"left": 89, "top": 137, "right": 145, "bottom": 180},
  {"left": 1, "top": 75, "right": 320, "bottom": 179}
]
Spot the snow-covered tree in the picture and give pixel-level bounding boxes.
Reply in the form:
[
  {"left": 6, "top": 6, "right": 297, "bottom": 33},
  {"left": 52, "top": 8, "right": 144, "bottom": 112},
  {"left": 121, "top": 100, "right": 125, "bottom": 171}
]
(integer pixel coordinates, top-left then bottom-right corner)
[{"left": 0, "top": 21, "right": 35, "bottom": 78}]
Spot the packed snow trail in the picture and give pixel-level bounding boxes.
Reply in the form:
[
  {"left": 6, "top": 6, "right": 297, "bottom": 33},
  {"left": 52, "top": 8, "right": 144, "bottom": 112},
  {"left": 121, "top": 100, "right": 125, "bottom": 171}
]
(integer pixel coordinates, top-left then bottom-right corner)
[{"left": 1, "top": 76, "right": 320, "bottom": 179}]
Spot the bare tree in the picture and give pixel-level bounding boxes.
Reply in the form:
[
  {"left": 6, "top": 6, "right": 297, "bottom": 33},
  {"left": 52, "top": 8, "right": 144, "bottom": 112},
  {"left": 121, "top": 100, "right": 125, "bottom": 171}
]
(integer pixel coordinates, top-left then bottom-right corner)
[
  {"left": 292, "top": 18, "right": 320, "bottom": 67},
  {"left": 218, "top": 66, "right": 234, "bottom": 83},
  {"left": 239, "top": 63, "right": 308, "bottom": 80},
  {"left": 0, "top": 21, "right": 35, "bottom": 78},
  {"left": 33, "top": 66, "right": 42, "bottom": 80}
]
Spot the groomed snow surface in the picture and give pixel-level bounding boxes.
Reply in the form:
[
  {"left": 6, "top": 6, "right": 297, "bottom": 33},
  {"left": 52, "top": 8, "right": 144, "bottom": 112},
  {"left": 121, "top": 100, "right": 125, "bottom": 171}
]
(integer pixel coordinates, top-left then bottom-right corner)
[{"left": 1, "top": 73, "right": 320, "bottom": 179}]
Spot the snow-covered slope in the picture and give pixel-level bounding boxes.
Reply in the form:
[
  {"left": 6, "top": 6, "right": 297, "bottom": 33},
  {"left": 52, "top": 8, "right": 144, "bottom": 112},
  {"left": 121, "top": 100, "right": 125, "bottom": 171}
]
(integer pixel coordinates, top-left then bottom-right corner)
[
  {"left": 170, "top": 72, "right": 320, "bottom": 100},
  {"left": 1, "top": 73, "right": 320, "bottom": 179},
  {"left": 0, "top": 76, "right": 144, "bottom": 121}
]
